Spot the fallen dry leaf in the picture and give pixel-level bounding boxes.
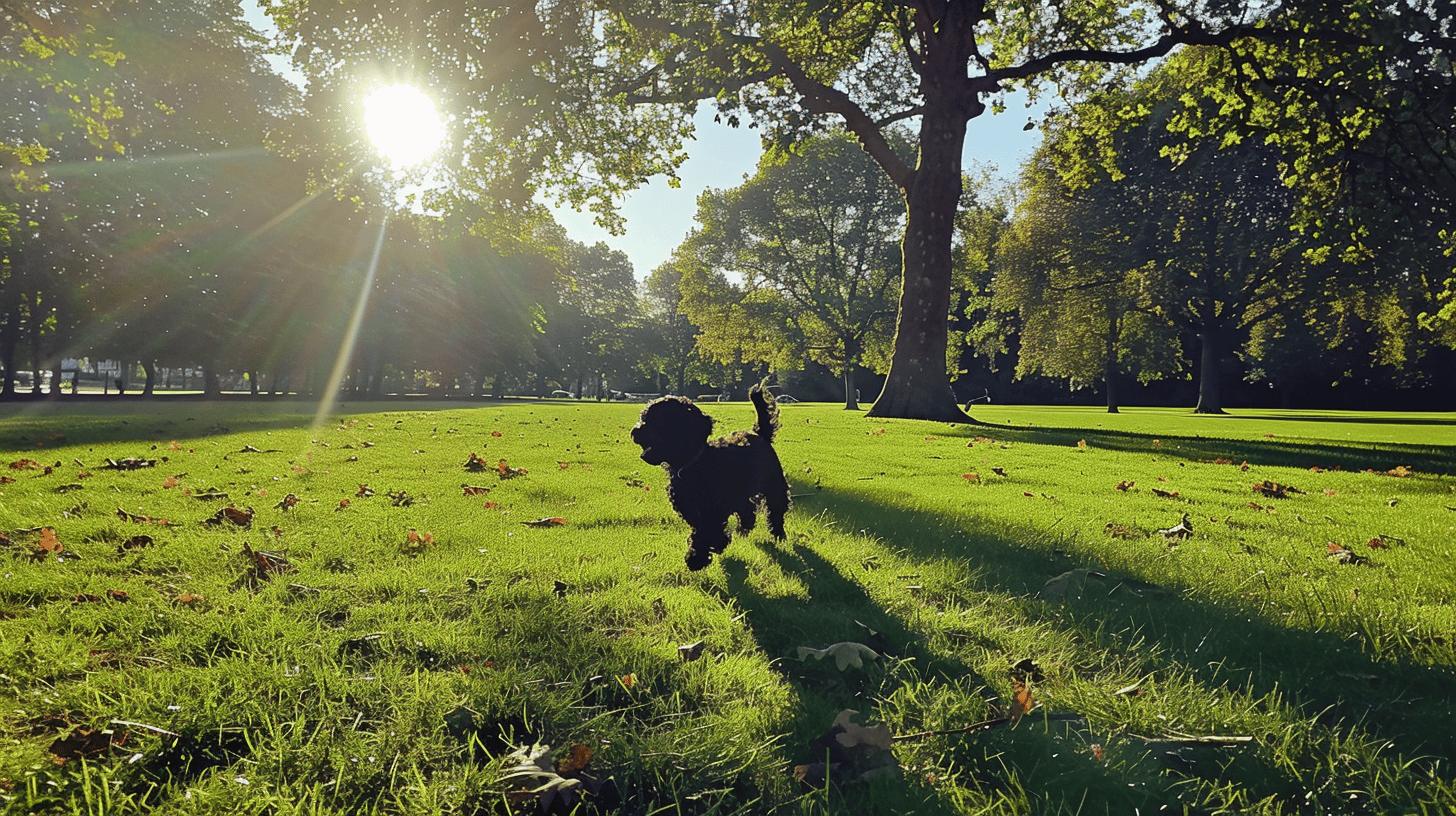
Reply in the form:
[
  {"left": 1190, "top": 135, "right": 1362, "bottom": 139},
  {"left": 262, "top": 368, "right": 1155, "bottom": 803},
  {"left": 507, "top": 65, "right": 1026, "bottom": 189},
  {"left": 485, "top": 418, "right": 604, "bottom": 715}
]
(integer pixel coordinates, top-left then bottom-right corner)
[
  {"left": 557, "top": 744, "right": 593, "bottom": 775},
  {"left": 962, "top": 472, "right": 980, "bottom": 483},
  {"left": 162, "top": 475, "right": 180, "bottom": 489},
  {"left": 356, "top": 484, "right": 375, "bottom": 498},
  {"left": 48, "top": 726, "right": 127, "bottom": 765},
  {"left": 336, "top": 499, "right": 350, "bottom": 511},
  {"left": 1115, "top": 480, "right": 1135, "bottom": 491},
  {"left": 1386, "top": 465, "right": 1412, "bottom": 478},
  {"left": 796, "top": 642, "right": 880, "bottom": 671},
  {"left": 1157, "top": 513, "right": 1194, "bottom": 542},
  {"left": 496, "top": 460, "right": 528, "bottom": 479},
  {"left": 522, "top": 517, "right": 568, "bottom": 527},
  {"left": 175, "top": 592, "right": 204, "bottom": 607},
  {"left": 619, "top": 672, "right": 637, "bottom": 689},
  {"left": 1252, "top": 480, "right": 1304, "bottom": 499},
  {"left": 101, "top": 457, "right": 156, "bottom": 471},
  {"left": 1104, "top": 522, "right": 1138, "bottom": 540},
  {"left": 203, "top": 505, "right": 254, "bottom": 528},
  {"left": 1009, "top": 678, "right": 1035, "bottom": 722},
  {"left": 461, "top": 484, "right": 492, "bottom": 496},
  {"left": 1151, "top": 487, "right": 1180, "bottom": 499},
  {"left": 1326, "top": 542, "right": 1369, "bottom": 565},
  {"left": 274, "top": 493, "right": 301, "bottom": 511},
  {"left": 37, "top": 527, "right": 63, "bottom": 555},
  {"left": 1077, "top": 439, "right": 1088, "bottom": 449},
  {"left": 116, "top": 534, "right": 152, "bottom": 553},
  {"left": 463, "top": 452, "right": 491, "bottom": 472}
]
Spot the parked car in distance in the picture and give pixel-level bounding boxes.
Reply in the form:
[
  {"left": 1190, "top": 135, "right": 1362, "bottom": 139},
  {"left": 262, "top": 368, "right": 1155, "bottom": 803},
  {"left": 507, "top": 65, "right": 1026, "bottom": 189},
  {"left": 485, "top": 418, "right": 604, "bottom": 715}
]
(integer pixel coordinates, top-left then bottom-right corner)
[{"left": 764, "top": 385, "right": 799, "bottom": 403}]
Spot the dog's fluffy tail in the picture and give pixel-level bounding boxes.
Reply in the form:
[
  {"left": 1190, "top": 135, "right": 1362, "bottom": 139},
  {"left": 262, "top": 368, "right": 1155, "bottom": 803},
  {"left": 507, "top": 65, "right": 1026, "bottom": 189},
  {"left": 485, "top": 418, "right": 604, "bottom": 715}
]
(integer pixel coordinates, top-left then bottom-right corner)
[{"left": 750, "top": 383, "right": 778, "bottom": 442}]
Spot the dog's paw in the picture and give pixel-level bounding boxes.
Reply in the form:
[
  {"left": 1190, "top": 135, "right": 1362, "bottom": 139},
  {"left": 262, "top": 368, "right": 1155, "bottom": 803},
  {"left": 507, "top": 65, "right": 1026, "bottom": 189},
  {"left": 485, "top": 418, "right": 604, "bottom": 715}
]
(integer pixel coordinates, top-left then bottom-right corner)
[{"left": 685, "top": 548, "right": 712, "bottom": 571}]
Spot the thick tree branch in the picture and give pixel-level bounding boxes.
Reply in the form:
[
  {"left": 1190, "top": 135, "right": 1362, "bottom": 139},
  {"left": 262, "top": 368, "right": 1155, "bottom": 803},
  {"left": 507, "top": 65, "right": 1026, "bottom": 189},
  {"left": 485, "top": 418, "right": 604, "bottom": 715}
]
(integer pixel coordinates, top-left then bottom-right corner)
[{"left": 762, "top": 44, "right": 915, "bottom": 191}]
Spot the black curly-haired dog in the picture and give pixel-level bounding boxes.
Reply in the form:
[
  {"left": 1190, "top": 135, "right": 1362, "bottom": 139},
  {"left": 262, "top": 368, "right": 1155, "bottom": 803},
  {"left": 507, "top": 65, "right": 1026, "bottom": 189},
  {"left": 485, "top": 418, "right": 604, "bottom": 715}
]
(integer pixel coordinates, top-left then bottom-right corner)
[{"left": 631, "top": 385, "right": 790, "bottom": 570}]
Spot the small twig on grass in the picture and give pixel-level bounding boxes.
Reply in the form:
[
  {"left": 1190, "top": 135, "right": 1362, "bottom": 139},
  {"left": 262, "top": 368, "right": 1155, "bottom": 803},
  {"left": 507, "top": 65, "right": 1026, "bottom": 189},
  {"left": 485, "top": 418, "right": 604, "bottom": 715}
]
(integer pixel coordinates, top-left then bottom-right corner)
[
  {"left": 109, "top": 719, "right": 180, "bottom": 739},
  {"left": 1133, "top": 733, "right": 1254, "bottom": 747}
]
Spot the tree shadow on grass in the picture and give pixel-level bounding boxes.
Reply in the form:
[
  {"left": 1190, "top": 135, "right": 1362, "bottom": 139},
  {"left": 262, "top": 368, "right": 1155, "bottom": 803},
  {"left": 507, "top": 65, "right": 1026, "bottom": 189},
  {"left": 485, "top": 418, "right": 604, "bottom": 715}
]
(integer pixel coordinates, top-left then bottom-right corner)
[
  {"left": 956, "top": 421, "right": 1456, "bottom": 475},
  {"left": 803, "top": 486, "right": 1456, "bottom": 766},
  {"left": 0, "top": 399, "right": 558, "bottom": 450},
  {"left": 1225, "top": 413, "right": 1456, "bottom": 428},
  {"left": 719, "top": 541, "right": 1239, "bottom": 813}
]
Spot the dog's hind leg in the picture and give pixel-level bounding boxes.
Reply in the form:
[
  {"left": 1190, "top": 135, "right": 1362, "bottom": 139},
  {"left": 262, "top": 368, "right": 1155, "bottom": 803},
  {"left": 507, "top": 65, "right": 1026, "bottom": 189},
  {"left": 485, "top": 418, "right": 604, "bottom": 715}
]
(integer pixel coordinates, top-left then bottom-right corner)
[
  {"left": 735, "top": 500, "right": 758, "bottom": 536},
  {"left": 765, "top": 476, "right": 790, "bottom": 540}
]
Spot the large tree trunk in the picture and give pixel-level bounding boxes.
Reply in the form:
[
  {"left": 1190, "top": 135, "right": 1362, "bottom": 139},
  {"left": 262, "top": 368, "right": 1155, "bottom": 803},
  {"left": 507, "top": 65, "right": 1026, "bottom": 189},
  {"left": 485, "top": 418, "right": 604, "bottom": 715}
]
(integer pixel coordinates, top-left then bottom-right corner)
[
  {"left": 843, "top": 363, "right": 859, "bottom": 410},
  {"left": 49, "top": 361, "right": 64, "bottom": 397},
  {"left": 868, "top": 106, "right": 970, "bottom": 422},
  {"left": 1193, "top": 330, "right": 1225, "bottom": 414},
  {"left": 1104, "top": 321, "right": 1120, "bottom": 414},
  {"left": 203, "top": 365, "right": 221, "bottom": 398},
  {"left": 142, "top": 360, "right": 157, "bottom": 396},
  {"left": 0, "top": 315, "right": 15, "bottom": 398},
  {"left": 249, "top": 370, "right": 260, "bottom": 397}
]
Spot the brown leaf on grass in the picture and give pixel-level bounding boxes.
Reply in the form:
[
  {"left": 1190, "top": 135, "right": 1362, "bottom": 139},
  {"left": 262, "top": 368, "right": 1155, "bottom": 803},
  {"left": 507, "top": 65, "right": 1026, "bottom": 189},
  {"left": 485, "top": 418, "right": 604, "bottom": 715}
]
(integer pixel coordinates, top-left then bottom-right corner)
[
  {"left": 274, "top": 493, "right": 301, "bottom": 511},
  {"left": 72, "top": 593, "right": 104, "bottom": 605},
  {"left": 463, "top": 452, "right": 491, "bottom": 472},
  {"left": 1326, "top": 542, "right": 1369, "bottom": 565},
  {"left": 869, "top": 427, "right": 886, "bottom": 436},
  {"left": 175, "top": 592, "right": 204, "bottom": 607},
  {"left": 1214, "top": 458, "right": 1233, "bottom": 465},
  {"left": 1309, "top": 465, "right": 1326, "bottom": 473},
  {"left": 1322, "top": 488, "right": 1337, "bottom": 497},
  {"left": 116, "top": 534, "right": 152, "bottom": 553},
  {"left": 0, "top": 475, "right": 14, "bottom": 484},
  {"left": 496, "top": 459, "right": 528, "bottom": 479},
  {"left": 1386, "top": 465, "right": 1413, "bottom": 478},
  {"left": 962, "top": 472, "right": 980, "bottom": 483},
  {"left": 202, "top": 505, "right": 254, "bottom": 528},
  {"left": 1077, "top": 439, "right": 1087, "bottom": 449},
  {"left": 1022, "top": 491, "right": 1035, "bottom": 497},
  {"left": 162, "top": 475, "right": 180, "bottom": 489},
  {"left": 1366, "top": 536, "right": 1390, "bottom": 549},
  {"left": 1157, "top": 513, "right": 1194, "bottom": 542},
  {"left": 242, "top": 542, "right": 294, "bottom": 582},
  {"left": 1252, "top": 480, "right": 1304, "bottom": 498},
  {"left": 557, "top": 744, "right": 593, "bottom": 775},
  {"left": 522, "top": 517, "right": 568, "bottom": 527},
  {"left": 461, "top": 484, "right": 492, "bottom": 496},
  {"left": 1104, "top": 522, "right": 1138, "bottom": 540},
  {"left": 101, "top": 457, "right": 157, "bottom": 470},
  {"left": 9, "top": 458, "right": 43, "bottom": 470},
  {"left": 168, "top": 441, "right": 182, "bottom": 451},
  {"left": 1115, "top": 480, "right": 1135, "bottom": 491},
  {"left": 116, "top": 507, "right": 170, "bottom": 526},
  {"left": 402, "top": 529, "right": 433, "bottom": 554},
  {"left": 107, "top": 589, "right": 129, "bottom": 602},
  {"left": 48, "top": 726, "right": 127, "bottom": 765},
  {"left": 490, "top": 430, "right": 503, "bottom": 438},
  {"left": 558, "top": 461, "right": 571, "bottom": 470},
  {"left": 618, "top": 672, "right": 637, "bottom": 689},
  {"left": 355, "top": 484, "right": 375, "bottom": 498},
  {"left": 483, "top": 501, "right": 499, "bottom": 510},
  {"left": 335, "top": 499, "right": 351, "bottom": 511},
  {"left": 1009, "top": 678, "right": 1035, "bottom": 723},
  {"left": 1091, "top": 743, "right": 1105, "bottom": 762},
  {"left": 1151, "top": 487, "right": 1180, "bottom": 498},
  {"left": 36, "top": 527, "right": 63, "bottom": 555}
]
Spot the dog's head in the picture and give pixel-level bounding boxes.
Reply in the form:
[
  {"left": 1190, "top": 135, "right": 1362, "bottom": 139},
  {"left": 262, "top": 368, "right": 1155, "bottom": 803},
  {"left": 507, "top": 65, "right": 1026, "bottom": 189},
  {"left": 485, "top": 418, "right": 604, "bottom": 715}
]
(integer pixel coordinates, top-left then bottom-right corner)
[{"left": 631, "top": 396, "right": 713, "bottom": 467}]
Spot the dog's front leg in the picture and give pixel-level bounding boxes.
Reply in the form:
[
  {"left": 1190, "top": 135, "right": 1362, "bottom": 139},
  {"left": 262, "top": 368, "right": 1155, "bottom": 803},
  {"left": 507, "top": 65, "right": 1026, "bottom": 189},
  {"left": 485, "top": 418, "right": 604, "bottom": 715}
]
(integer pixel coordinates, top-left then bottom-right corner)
[{"left": 686, "top": 520, "right": 730, "bottom": 570}]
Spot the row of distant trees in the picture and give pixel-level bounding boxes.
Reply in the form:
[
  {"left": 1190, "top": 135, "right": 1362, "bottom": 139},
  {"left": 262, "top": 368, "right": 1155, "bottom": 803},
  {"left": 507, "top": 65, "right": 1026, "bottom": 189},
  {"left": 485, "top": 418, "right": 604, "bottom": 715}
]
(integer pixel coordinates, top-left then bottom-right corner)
[{"left": 3, "top": 3, "right": 1453, "bottom": 411}]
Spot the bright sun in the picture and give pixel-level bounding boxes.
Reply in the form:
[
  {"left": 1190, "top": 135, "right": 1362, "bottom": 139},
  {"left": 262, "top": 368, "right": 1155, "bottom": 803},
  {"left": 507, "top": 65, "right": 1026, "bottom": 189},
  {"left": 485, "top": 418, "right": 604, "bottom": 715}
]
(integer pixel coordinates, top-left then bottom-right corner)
[{"left": 363, "top": 84, "right": 445, "bottom": 167}]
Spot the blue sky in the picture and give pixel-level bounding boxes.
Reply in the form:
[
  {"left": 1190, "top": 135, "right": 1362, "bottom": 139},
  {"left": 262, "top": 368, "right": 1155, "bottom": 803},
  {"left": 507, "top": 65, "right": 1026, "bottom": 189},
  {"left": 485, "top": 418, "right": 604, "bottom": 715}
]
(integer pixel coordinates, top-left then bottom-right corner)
[{"left": 243, "top": 3, "right": 1046, "bottom": 277}]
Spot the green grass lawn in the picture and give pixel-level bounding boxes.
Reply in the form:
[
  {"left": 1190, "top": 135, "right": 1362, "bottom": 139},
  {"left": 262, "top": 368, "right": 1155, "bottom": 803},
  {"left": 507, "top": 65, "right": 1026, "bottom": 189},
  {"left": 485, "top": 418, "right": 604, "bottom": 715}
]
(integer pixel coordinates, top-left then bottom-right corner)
[{"left": 1, "top": 400, "right": 1453, "bottom": 815}]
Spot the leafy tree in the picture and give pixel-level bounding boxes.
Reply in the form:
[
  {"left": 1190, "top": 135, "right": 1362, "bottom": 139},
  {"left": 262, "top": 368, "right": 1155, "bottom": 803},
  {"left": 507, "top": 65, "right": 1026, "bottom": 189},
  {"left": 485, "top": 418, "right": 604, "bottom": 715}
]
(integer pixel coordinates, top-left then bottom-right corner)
[
  {"left": 638, "top": 261, "right": 707, "bottom": 396},
  {"left": 994, "top": 131, "right": 1180, "bottom": 411},
  {"left": 543, "top": 241, "right": 638, "bottom": 398},
  {"left": 681, "top": 133, "right": 903, "bottom": 409},
  {"left": 269, "top": 0, "right": 1404, "bottom": 420}
]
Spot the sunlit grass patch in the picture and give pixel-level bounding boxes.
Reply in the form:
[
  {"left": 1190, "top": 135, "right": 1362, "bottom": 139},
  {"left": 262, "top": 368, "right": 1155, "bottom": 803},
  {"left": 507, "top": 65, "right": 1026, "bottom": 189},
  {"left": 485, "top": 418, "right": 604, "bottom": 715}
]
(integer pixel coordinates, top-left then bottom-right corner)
[{"left": 1, "top": 402, "right": 1453, "bottom": 814}]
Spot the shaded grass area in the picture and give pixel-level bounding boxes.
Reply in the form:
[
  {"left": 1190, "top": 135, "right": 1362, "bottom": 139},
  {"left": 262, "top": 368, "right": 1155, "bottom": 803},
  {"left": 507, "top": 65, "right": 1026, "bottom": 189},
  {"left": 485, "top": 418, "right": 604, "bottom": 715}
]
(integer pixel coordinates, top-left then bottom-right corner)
[{"left": 0, "top": 402, "right": 1453, "bottom": 814}]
